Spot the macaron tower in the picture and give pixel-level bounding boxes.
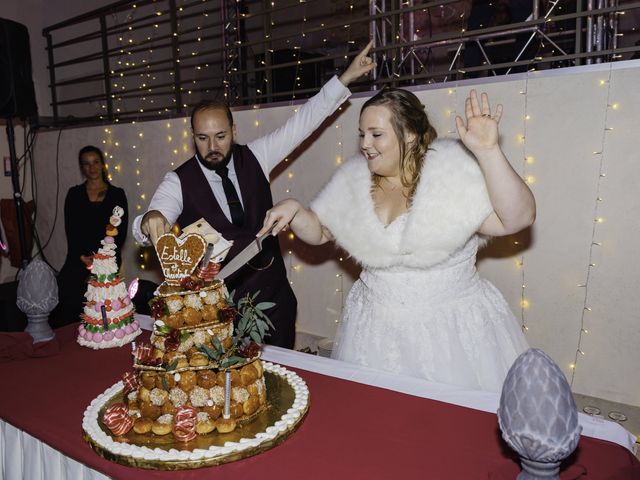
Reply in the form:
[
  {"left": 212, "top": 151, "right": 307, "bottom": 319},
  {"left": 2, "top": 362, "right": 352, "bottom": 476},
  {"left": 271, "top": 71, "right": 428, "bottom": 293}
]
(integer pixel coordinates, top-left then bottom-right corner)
[{"left": 77, "top": 206, "right": 141, "bottom": 349}]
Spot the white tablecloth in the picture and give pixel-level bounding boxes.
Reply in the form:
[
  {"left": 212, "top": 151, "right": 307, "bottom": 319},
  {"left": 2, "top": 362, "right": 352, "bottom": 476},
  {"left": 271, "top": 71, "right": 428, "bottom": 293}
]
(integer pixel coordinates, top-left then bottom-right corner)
[
  {"left": 0, "top": 420, "right": 109, "bottom": 480},
  {"left": 262, "top": 345, "right": 638, "bottom": 454}
]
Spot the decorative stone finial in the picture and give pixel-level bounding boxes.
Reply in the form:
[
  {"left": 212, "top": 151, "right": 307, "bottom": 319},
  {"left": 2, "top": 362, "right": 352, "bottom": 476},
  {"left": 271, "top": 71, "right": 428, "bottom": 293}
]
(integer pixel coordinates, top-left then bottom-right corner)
[
  {"left": 497, "top": 348, "right": 582, "bottom": 480},
  {"left": 17, "top": 257, "right": 58, "bottom": 343}
]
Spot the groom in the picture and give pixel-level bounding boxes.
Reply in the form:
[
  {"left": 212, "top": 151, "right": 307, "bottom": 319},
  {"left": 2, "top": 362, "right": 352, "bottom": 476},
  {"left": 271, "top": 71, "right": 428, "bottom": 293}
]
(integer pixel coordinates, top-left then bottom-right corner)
[{"left": 132, "top": 42, "right": 375, "bottom": 348}]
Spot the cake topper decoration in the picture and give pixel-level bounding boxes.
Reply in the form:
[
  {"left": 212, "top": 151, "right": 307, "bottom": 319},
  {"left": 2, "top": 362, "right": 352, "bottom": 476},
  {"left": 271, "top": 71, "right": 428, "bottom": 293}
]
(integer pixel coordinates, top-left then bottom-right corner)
[{"left": 155, "top": 233, "right": 207, "bottom": 285}]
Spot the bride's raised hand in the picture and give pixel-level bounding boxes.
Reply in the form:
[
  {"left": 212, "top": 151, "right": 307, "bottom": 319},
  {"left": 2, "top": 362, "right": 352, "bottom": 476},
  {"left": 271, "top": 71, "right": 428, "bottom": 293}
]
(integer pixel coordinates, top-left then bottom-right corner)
[{"left": 455, "top": 89, "right": 503, "bottom": 154}]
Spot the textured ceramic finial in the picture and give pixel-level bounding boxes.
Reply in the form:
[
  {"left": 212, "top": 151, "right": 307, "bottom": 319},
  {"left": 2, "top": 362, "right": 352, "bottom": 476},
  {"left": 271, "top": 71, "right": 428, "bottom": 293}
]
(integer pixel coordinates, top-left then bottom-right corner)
[
  {"left": 17, "top": 258, "right": 58, "bottom": 343},
  {"left": 497, "top": 348, "right": 582, "bottom": 480}
]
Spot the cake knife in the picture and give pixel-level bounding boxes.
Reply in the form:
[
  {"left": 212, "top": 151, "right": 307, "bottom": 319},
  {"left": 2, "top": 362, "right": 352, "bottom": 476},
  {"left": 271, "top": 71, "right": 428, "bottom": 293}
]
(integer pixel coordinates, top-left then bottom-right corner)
[{"left": 217, "top": 226, "right": 274, "bottom": 280}]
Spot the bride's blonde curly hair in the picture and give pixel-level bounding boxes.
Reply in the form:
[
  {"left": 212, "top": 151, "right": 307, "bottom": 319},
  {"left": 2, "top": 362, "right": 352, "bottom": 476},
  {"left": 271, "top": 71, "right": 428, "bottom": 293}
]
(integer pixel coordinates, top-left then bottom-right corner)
[{"left": 361, "top": 87, "right": 437, "bottom": 199}]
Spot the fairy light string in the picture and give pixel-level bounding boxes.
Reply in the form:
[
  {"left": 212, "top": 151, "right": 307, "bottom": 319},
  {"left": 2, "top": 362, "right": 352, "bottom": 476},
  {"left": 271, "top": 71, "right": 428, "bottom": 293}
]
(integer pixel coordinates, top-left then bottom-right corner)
[
  {"left": 569, "top": 64, "right": 614, "bottom": 386},
  {"left": 334, "top": 118, "right": 345, "bottom": 324},
  {"left": 443, "top": 3, "right": 467, "bottom": 134},
  {"left": 519, "top": 72, "right": 532, "bottom": 333}
]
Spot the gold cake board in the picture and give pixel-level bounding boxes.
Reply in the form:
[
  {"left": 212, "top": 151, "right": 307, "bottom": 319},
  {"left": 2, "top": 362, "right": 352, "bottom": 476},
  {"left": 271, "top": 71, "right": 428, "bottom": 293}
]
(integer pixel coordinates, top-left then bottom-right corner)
[{"left": 83, "top": 369, "right": 309, "bottom": 470}]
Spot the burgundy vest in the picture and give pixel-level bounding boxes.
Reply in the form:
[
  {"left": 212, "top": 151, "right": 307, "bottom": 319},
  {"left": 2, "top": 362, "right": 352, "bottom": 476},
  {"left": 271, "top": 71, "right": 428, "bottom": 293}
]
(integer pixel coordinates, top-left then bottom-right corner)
[{"left": 174, "top": 144, "right": 287, "bottom": 293}]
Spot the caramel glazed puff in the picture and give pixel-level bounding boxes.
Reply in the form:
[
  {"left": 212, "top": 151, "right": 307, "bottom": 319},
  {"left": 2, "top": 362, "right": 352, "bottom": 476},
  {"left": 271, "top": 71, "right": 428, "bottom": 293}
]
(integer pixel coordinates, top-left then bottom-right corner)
[
  {"left": 127, "top": 361, "right": 267, "bottom": 435},
  {"left": 161, "top": 289, "right": 224, "bottom": 329}
]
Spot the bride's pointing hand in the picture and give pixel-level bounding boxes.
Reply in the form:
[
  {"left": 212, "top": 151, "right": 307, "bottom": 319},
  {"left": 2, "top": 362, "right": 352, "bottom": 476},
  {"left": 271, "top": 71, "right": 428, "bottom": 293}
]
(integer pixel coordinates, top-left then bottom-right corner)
[
  {"left": 339, "top": 40, "right": 376, "bottom": 87},
  {"left": 455, "top": 89, "right": 503, "bottom": 155}
]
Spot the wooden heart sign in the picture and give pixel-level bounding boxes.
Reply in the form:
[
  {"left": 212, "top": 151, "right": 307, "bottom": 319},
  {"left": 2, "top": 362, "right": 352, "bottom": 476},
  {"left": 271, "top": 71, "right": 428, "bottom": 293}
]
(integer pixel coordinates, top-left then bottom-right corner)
[{"left": 155, "top": 233, "right": 206, "bottom": 284}]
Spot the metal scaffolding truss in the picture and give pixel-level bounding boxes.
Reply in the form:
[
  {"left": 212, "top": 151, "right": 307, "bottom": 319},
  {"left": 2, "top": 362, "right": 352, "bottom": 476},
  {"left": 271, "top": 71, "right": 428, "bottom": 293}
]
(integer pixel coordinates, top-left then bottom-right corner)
[
  {"left": 369, "top": 0, "right": 430, "bottom": 84},
  {"left": 221, "top": 0, "right": 245, "bottom": 102},
  {"left": 368, "top": 0, "right": 625, "bottom": 83},
  {"left": 40, "top": 0, "right": 638, "bottom": 126}
]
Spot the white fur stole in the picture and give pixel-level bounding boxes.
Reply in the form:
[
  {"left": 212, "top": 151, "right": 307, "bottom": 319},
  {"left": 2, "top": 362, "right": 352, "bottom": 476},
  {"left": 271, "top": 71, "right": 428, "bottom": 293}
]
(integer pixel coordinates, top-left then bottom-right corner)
[{"left": 309, "top": 138, "right": 493, "bottom": 268}]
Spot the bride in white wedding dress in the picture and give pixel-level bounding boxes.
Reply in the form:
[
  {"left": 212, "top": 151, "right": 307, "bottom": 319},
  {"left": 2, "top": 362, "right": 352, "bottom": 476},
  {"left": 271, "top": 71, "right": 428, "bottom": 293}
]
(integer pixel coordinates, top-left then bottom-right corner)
[{"left": 259, "top": 87, "right": 535, "bottom": 392}]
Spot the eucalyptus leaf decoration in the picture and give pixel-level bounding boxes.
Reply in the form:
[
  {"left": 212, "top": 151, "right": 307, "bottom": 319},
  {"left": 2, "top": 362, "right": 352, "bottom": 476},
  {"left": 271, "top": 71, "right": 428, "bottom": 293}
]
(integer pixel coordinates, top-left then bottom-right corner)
[
  {"left": 199, "top": 339, "right": 224, "bottom": 362},
  {"left": 161, "top": 374, "right": 170, "bottom": 391},
  {"left": 221, "top": 356, "right": 244, "bottom": 368},
  {"left": 163, "top": 359, "right": 179, "bottom": 372},
  {"left": 196, "top": 291, "right": 276, "bottom": 368},
  {"left": 231, "top": 290, "right": 275, "bottom": 348}
]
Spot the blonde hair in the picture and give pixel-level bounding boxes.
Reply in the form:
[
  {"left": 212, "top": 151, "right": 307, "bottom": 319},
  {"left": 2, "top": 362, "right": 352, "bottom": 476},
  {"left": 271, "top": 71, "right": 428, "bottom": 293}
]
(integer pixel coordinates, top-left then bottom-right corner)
[{"left": 360, "top": 88, "right": 437, "bottom": 199}]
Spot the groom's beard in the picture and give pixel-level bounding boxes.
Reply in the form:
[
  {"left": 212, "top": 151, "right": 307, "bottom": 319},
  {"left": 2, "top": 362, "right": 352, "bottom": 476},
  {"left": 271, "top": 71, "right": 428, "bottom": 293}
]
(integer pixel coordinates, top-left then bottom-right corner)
[{"left": 198, "top": 147, "right": 233, "bottom": 170}]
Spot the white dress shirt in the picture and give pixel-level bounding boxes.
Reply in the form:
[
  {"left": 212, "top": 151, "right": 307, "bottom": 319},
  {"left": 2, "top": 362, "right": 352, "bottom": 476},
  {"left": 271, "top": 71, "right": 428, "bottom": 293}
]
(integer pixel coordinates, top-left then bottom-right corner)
[{"left": 132, "top": 75, "right": 350, "bottom": 245}]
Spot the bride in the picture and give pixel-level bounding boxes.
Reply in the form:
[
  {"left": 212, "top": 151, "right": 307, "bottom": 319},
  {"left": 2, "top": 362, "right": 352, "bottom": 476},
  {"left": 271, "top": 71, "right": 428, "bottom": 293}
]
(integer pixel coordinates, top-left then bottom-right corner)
[{"left": 258, "top": 87, "right": 535, "bottom": 392}]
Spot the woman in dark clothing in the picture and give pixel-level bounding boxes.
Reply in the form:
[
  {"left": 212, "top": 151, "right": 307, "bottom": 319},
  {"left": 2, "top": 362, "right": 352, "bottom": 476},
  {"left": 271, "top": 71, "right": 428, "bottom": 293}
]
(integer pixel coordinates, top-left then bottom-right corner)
[{"left": 50, "top": 145, "right": 128, "bottom": 328}]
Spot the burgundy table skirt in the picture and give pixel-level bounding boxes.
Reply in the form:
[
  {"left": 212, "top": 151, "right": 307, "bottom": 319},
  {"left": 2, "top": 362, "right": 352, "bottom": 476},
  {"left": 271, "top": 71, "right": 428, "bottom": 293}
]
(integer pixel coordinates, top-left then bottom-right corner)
[{"left": 1, "top": 324, "right": 638, "bottom": 480}]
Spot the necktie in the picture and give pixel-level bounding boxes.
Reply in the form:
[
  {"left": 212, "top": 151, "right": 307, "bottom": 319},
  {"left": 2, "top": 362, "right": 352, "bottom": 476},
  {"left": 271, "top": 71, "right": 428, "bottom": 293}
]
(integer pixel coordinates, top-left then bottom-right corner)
[{"left": 215, "top": 165, "right": 244, "bottom": 227}]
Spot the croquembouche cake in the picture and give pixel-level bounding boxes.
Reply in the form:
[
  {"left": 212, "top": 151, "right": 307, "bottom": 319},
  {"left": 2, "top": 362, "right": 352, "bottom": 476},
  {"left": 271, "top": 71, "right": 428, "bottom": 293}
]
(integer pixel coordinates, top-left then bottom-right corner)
[
  {"left": 82, "top": 222, "right": 309, "bottom": 467},
  {"left": 123, "top": 230, "right": 271, "bottom": 437},
  {"left": 77, "top": 205, "right": 141, "bottom": 349}
]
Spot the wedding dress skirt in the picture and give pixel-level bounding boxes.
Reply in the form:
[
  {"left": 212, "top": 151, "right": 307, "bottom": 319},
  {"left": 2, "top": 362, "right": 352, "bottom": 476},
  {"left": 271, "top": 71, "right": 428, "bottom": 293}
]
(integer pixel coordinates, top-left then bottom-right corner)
[{"left": 332, "top": 216, "right": 528, "bottom": 392}]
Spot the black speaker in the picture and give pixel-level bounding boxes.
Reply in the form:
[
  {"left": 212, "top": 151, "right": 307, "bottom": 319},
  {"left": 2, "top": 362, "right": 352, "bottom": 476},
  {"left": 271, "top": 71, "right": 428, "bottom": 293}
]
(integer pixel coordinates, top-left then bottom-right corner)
[{"left": 0, "top": 18, "right": 38, "bottom": 119}]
